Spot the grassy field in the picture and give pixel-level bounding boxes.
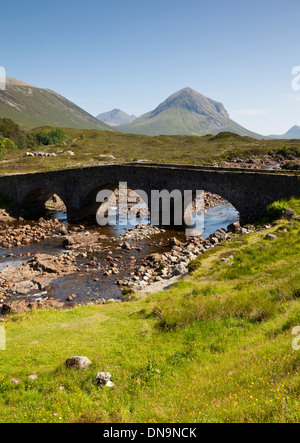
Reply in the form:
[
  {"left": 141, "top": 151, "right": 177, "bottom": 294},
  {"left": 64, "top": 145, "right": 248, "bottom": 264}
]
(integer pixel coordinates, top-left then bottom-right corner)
[
  {"left": 0, "top": 197, "right": 299, "bottom": 423},
  {"left": 0, "top": 127, "right": 300, "bottom": 175}
]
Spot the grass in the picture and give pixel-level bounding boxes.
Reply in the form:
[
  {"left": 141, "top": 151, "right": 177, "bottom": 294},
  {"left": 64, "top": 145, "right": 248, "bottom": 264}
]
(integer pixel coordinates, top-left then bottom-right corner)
[
  {"left": 0, "top": 126, "right": 299, "bottom": 174},
  {"left": 0, "top": 197, "right": 299, "bottom": 423}
]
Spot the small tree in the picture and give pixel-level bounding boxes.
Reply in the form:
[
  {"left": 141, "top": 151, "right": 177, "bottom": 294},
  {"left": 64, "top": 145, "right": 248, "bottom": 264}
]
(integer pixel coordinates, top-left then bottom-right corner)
[
  {"left": 33, "top": 128, "right": 67, "bottom": 146},
  {"left": 0, "top": 138, "right": 17, "bottom": 157}
]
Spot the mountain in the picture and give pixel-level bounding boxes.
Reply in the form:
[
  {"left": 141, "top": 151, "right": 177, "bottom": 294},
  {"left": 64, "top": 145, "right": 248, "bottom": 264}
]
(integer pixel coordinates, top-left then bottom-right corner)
[
  {"left": 115, "top": 87, "right": 262, "bottom": 138},
  {"left": 269, "top": 125, "right": 300, "bottom": 139},
  {"left": 96, "top": 108, "right": 137, "bottom": 126},
  {"left": 0, "top": 78, "right": 110, "bottom": 130}
]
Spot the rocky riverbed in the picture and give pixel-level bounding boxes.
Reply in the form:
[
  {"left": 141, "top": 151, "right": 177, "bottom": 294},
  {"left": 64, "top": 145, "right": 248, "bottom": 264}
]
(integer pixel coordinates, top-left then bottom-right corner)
[
  {"left": 0, "top": 197, "right": 241, "bottom": 317},
  {"left": 212, "top": 154, "right": 299, "bottom": 171}
]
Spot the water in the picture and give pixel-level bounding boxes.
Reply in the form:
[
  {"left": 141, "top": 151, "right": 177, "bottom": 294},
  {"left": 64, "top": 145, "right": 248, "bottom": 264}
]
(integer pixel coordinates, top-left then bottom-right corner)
[
  {"left": 0, "top": 202, "right": 239, "bottom": 306},
  {"left": 202, "top": 203, "right": 239, "bottom": 237}
]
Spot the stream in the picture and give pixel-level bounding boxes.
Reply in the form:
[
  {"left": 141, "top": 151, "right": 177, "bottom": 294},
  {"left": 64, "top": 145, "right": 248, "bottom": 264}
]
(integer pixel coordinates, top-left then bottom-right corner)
[{"left": 0, "top": 202, "right": 239, "bottom": 307}]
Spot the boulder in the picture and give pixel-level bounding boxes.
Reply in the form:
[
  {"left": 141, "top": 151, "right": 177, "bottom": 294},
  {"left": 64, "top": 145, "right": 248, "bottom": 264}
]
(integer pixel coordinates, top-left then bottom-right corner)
[
  {"left": 169, "top": 237, "right": 184, "bottom": 247},
  {"left": 173, "top": 263, "right": 187, "bottom": 276},
  {"left": 265, "top": 233, "right": 278, "bottom": 240},
  {"left": 93, "top": 372, "right": 113, "bottom": 387},
  {"left": 213, "top": 229, "right": 226, "bottom": 241},
  {"left": 2, "top": 299, "right": 65, "bottom": 316},
  {"left": 65, "top": 356, "right": 92, "bottom": 370},
  {"left": 227, "top": 221, "right": 241, "bottom": 233},
  {"left": 121, "top": 241, "right": 131, "bottom": 250},
  {"left": 283, "top": 208, "right": 296, "bottom": 219}
]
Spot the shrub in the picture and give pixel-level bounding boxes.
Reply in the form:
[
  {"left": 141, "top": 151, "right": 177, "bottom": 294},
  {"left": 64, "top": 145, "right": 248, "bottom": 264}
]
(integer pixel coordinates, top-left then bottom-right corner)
[
  {"left": 0, "top": 118, "right": 36, "bottom": 149},
  {"left": 0, "top": 137, "right": 17, "bottom": 157},
  {"left": 33, "top": 128, "right": 67, "bottom": 146},
  {"left": 266, "top": 200, "right": 289, "bottom": 220}
]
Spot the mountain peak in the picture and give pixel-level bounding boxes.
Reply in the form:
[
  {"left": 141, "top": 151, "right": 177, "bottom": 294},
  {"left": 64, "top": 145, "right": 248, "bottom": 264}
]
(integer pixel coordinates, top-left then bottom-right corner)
[
  {"left": 116, "top": 87, "right": 261, "bottom": 138},
  {"left": 269, "top": 125, "right": 300, "bottom": 139},
  {"left": 150, "top": 87, "right": 229, "bottom": 120},
  {"left": 96, "top": 109, "right": 137, "bottom": 126}
]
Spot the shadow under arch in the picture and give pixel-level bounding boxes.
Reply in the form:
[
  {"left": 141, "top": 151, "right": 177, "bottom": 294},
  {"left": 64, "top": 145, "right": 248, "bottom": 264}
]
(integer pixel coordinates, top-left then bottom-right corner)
[
  {"left": 168, "top": 190, "right": 240, "bottom": 235},
  {"left": 78, "top": 182, "right": 150, "bottom": 226},
  {"left": 22, "top": 188, "right": 67, "bottom": 220}
]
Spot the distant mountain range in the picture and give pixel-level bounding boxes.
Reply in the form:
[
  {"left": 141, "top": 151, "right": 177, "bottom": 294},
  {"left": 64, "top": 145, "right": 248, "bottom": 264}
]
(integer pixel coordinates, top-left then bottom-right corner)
[
  {"left": 1, "top": 79, "right": 299, "bottom": 140},
  {"left": 96, "top": 109, "right": 137, "bottom": 126},
  {"left": 115, "top": 88, "right": 262, "bottom": 138},
  {"left": 0, "top": 78, "right": 109, "bottom": 130},
  {"left": 269, "top": 125, "right": 300, "bottom": 139}
]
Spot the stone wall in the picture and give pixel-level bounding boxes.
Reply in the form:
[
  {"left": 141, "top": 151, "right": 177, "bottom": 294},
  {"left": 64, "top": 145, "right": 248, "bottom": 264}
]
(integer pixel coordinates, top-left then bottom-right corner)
[{"left": 0, "top": 164, "right": 299, "bottom": 224}]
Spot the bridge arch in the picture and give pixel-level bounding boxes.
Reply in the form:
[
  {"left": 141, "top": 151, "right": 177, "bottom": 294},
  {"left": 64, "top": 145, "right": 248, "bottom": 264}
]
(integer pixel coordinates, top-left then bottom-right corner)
[
  {"left": 77, "top": 182, "right": 151, "bottom": 225},
  {"left": 22, "top": 188, "right": 68, "bottom": 220}
]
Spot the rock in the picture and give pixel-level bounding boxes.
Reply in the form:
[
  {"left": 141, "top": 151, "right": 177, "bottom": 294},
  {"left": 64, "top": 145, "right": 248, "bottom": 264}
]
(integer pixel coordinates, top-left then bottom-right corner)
[
  {"left": 213, "top": 229, "right": 226, "bottom": 241},
  {"left": 283, "top": 208, "right": 296, "bottom": 219},
  {"left": 227, "top": 221, "right": 241, "bottom": 233},
  {"left": 63, "top": 233, "right": 101, "bottom": 251},
  {"left": 28, "top": 374, "right": 38, "bottom": 380},
  {"left": 210, "top": 237, "right": 219, "bottom": 245},
  {"left": 93, "top": 372, "right": 113, "bottom": 387},
  {"left": 30, "top": 254, "right": 75, "bottom": 275},
  {"left": 65, "top": 356, "right": 92, "bottom": 370},
  {"left": 58, "top": 226, "right": 68, "bottom": 236},
  {"left": 169, "top": 237, "right": 184, "bottom": 247},
  {"left": 173, "top": 263, "right": 187, "bottom": 276},
  {"left": 11, "top": 378, "right": 20, "bottom": 384},
  {"left": 2, "top": 300, "right": 30, "bottom": 315},
  {"left": 121, "top": 241, "right": 131, "bottom": 250},
  {"left": 12, "top": 281, "right": 39, "bottom": 295},
  {"left": 63, "top": 236, "right": 75, "bottom": 246},
  {"left": 265, "top": 233, "right": 278, "bottom": 240}
]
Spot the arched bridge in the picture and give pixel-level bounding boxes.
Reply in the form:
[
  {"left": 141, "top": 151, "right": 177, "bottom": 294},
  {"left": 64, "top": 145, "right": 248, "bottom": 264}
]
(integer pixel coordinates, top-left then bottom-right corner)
[{"left": 0, "top": 164, "right": 299, "bottom": 225}]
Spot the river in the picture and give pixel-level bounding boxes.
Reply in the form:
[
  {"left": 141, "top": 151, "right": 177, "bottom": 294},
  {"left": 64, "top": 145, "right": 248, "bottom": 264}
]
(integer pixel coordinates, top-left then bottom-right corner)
[{"left": 0, "top": 202, "right": 239, "bottom": 308}]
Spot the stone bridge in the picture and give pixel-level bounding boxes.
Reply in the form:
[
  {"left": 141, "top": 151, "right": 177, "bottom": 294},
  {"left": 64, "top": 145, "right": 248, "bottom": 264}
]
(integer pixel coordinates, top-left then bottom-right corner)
[{"left": 0, "top": 164, "right": 299, "bottom": 226}]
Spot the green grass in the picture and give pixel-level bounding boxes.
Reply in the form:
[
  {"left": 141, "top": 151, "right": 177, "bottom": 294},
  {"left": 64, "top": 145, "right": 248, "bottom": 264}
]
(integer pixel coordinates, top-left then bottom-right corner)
[
  {"left": 0, "top": 197, "right": 299, "bottom": 423},
  {"left": 0, "top": 126, "right": 300, "bottom": 175}
]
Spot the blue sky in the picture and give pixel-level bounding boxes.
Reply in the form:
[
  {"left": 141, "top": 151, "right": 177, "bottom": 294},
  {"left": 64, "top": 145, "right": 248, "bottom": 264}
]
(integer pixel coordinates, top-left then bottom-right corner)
[{"left": 1, "top": 0, "right": 300, "bottom": 135}]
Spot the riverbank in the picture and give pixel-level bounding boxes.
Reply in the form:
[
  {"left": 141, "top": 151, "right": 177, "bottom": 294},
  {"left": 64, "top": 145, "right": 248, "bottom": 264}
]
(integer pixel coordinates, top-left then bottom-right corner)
[{"left": 0, "top": 196, "right": 299, "bottom": 423}]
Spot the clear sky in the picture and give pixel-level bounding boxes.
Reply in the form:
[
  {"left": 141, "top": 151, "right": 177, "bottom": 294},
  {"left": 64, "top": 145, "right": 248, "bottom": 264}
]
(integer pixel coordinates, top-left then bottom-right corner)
[{"left": 1, "top": 0, "right": 300, "bottom": 135}]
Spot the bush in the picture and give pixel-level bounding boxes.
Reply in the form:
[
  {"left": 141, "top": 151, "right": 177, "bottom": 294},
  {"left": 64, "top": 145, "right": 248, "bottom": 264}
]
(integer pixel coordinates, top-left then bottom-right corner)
[
  {"left": 0, "top": 118, "right": 36, "bottom": 149},
  {"left": 0, "top": 137, "right": 17, "bottom": 157},
  {"left": 266, "top": 200, "right": 289, "bottom": 220},
  {"left": 33, "top": 128, "right": 67, "bottom": 146}
]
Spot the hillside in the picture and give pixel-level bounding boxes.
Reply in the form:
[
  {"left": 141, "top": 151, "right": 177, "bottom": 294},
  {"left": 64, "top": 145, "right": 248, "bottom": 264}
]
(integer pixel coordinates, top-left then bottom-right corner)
[
  {"left": 116, "top": 88, "right": 262, "bottom": 138},
  {"left": 0, "top": 126, "right": 299, "bottom": 175},
  {"left": 0, "top": 78, "right": 110, "bottom": 130},
  {"left": 270, "top": 125, "right": 300, "bottom": 139},
  {"left": 96, "top": 109, "right": 137, "bottom": 126}
]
